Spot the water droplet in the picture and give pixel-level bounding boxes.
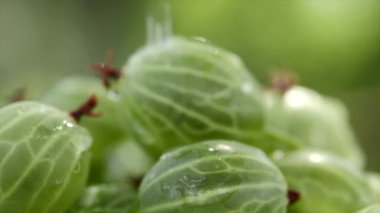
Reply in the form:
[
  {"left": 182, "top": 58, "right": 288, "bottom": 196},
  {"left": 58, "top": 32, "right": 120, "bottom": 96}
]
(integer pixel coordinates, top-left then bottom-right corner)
[
  {"left": 71, "top": 130, "right": 92, "bottom": 152},
  {"left": 181, "top": 175, "right": 206, "bottom": 188},
  {"left": 191, "top": 37, "right": 209, "bottom": 44},
  {"left": 161, "top": 182, "right": 182, "bottom": 200},
  {"left": 107, "top": 90, "right": 120, "bottom": 101},
  {"left": 309, "top": 153, "right": 324, "bottom": 163},
  {"left": 54, "top": 125, "right": 63, "bottom": 131},
  {"left": 161, "top": 182, "right": 170, "bottom": 192},
  {"left": 63, "top": 120, "right": 74, "bottom": 128},
  {"left": 215, "top": 144, "right": 233, "bottom": 152},
  {"left": 146, "top": 3, "right": 172, "bottom": 46},
  {"left": 169, "top": 184, "right": 182, "bottom": 200}
]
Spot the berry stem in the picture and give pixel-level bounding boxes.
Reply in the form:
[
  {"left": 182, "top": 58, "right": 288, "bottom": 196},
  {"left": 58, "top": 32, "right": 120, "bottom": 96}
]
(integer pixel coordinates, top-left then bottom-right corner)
[
  {"left": 90, "top": 50, "right": 122, "bottom": 88},
  {"left": 69, "top": 95, "right": 100, "bottom": 122},
  {"left": 9, "top": 87, "right": 26, "bottom": 103},
  {"left": 268, "top": 69, "right": 298, "bottom": 94},
  {"left": 128, "top": 176, "right": 143, "bottom": 189},
  {"left": 287, "top": 189, "right": 301, "bottom": 206}
]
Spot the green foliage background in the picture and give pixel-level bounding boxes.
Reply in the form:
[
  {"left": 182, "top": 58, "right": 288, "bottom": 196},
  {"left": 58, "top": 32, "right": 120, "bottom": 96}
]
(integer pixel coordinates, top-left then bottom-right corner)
[{"left": 0, "top": 0, "right": 379, "bottom": 171}]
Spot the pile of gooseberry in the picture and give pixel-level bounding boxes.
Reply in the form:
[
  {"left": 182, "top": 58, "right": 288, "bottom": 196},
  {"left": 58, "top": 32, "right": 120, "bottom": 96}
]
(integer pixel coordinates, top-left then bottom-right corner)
[{"left": 1, "top": 36, "right": 379, "bottom": 213}]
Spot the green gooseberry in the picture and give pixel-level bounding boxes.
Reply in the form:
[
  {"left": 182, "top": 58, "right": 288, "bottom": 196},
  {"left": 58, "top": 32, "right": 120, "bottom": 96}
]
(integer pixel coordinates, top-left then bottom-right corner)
[
  {"left": 39, "top": 76, "right": 125, "bottom": 182},
  {"left": 105, "top": 139, "right": 155, "bottom": 183},
  {"left": 366, "top": 172, "right": 380, "bottom": 202},
  {"left": 0, "top": 101, "right": 91, "bottom": 213},
  {"left": 138, "top": 140, "right": 288, "bottom": 213},
  {"left": 265, "top": 85, "right": 365, "bottom": 167},
  {"left": 273, "top": 149, "right": 374, "bottom": 213},
  {"left": 358, "top": 203, "right": 380, "bottom": 213},
  {"left": 71, "top": 182, "right": 137, "bottom": 213},
  {"left": 116, "top": 36, "right": 299, "bottom": 158}
]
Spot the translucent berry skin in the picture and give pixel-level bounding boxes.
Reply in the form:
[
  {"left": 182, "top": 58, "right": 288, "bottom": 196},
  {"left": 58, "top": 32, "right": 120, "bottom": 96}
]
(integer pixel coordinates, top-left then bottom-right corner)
[
  {"left": 0, "top": 101, "right": 92, "bottom": 213},
  {"left": 366, "top": 172, "right": 380, "bottom": 202},
  {"left": 70, "top": 182, "right": 137, "bottom": 213},
  {"left": 138, "top": 140, "right": 288, "bottom": 213},
  {"left": 105, "top": 139, "right": 154, "bottom": 183},
  {"left": 117, "top": 37, "right": 299, "bottom": 158},
  {"left": 273, "top": 150, "right": 374, "bottom": 213},
  {"left": 265, "top": 86, "right": 365, "bottom": 167}
]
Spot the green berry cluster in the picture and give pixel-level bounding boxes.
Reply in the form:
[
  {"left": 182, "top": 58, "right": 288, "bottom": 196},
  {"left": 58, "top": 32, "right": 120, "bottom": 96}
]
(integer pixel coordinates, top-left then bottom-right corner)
[{"left": 0, "top": 36, "right": 378, "bottom": 213}]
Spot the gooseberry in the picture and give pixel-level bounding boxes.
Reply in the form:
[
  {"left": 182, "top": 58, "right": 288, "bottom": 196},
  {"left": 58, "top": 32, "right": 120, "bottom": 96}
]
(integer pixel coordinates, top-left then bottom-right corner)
[
  {"left": 116, "top": 37, "right": 299, "bottom": 158},
  {"left": 273, "top": 150, "right": 373, "bottom": 213},
  {"left": 138, "top": 140, "right": 288, "bottom": 213},
  {"left": 0, "top": 101, "right": 92, "bottom": 212}
]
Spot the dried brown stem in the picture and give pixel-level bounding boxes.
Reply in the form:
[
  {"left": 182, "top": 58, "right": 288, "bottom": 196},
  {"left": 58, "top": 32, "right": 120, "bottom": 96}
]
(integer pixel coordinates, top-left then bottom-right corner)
[
  {"left": 69, "top": 95, "right": 100, "bottom": 122},
  {"left": 9, "top": 87, "right": 26, "bottom": 103},
  {"left": 90, "top": 50, "right": 122, "bottom": 88},
  {"left": 287, "top": 189, "right": 301, "bottom": 206},
  {"left": 267, "top": 68, "right": 298, "bottom": 94}
]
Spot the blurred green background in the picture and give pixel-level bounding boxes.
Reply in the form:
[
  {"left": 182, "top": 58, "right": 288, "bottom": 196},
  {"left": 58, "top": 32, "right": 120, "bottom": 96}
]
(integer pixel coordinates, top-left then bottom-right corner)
[{"left": 0, "top": 0, "right": 379, "bottom": 170}]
